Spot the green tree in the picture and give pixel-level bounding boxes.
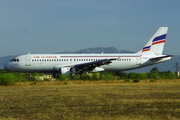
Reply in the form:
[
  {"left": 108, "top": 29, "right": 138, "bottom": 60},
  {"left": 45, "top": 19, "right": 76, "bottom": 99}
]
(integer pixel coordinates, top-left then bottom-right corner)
[
  {"left": 137, "top": 73, "right": 148, "bottom": 79},
  {"left": 129, "top": 72, "right": 137, "bottom": 79},
  {"left": 150, "top": 67, "right": 161, "bottom": 79}
]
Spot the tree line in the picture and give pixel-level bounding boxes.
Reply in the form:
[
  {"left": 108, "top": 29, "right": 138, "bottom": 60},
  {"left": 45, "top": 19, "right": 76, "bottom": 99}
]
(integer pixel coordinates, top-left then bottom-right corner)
[{"left": 0, "top": 67, "right": 178, "bottom": 86}]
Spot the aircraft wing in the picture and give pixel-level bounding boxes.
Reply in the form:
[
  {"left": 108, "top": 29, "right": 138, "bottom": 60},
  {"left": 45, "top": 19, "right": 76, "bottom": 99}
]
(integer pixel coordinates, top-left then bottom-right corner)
[{"left": 70, "top": 58, "right": 116, "bottom": 75}]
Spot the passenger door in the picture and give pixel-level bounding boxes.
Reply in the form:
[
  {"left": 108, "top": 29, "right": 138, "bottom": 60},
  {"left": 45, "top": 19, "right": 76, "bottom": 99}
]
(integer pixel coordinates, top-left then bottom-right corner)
[{"left": 25, "top": 56, "right": 31, "bottom": 66}]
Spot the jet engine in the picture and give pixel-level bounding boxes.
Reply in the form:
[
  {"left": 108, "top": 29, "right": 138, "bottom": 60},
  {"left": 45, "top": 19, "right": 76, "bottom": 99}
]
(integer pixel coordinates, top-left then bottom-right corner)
[
  {"left": 59, "top": 67, "right": 71, "bottom": 75},
  {"left": 53, "top": 65, "right": 76, "bottom": 76}
]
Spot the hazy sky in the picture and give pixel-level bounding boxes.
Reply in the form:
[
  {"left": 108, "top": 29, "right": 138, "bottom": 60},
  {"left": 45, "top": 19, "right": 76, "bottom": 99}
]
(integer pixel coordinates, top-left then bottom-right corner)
[{"left": 0, "top": 0, "right": 180, "bottom": 57}]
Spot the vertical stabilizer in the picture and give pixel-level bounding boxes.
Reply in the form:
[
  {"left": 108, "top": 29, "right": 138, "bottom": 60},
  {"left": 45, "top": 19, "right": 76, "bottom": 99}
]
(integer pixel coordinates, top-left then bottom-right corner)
[{"left": 140, "top": 27, "right": 168, "bottom": 55}]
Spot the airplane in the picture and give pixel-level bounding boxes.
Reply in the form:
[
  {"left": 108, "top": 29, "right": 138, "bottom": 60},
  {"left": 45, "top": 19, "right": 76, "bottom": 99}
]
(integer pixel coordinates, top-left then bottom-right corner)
[{"left": 4, "top": 27, "right": 172, "bottom": 77}]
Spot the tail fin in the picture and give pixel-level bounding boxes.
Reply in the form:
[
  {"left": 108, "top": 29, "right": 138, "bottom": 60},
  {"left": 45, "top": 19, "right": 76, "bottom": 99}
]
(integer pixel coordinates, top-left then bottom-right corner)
[{"left": 139, "top": 27, "right": 168, "bottom": 55}]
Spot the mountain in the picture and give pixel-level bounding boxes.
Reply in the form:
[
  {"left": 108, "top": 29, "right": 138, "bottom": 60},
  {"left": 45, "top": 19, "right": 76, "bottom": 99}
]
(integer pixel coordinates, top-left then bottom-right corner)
[
  {"left": 56, "top": 47, "right": 134, "bottom": 54},
  {"left": 0, "top": 47, "right": 179, "bottom": 73}
]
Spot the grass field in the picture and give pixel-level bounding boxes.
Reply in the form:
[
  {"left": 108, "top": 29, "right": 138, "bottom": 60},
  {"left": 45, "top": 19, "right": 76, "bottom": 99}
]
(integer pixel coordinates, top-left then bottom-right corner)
[{"left": 0, "top": 79, "right": 180, "bottom": 120}]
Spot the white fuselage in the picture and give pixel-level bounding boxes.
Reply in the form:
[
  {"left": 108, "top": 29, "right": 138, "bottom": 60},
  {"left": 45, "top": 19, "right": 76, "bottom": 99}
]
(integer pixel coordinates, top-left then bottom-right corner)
[{"left": 3, "top": 53, "right": 172, "bottom": 73}]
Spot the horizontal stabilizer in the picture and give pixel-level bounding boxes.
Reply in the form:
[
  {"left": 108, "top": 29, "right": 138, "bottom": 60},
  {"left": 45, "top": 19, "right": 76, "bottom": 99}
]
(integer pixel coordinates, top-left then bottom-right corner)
[{"left": 150, "top": 55, "right": 173, "bottom": 61}]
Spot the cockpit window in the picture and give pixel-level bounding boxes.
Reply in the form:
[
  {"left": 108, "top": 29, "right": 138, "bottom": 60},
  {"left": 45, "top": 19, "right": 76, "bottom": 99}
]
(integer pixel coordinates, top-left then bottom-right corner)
[{"left": 10, "top": 59, "right": 19, "bottom": 62}]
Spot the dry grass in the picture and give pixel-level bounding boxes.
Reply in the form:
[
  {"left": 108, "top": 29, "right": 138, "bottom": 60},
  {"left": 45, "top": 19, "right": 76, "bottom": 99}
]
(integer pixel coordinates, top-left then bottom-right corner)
[{"left": 0, "top": 79, "right": 180, "bottom": 120}]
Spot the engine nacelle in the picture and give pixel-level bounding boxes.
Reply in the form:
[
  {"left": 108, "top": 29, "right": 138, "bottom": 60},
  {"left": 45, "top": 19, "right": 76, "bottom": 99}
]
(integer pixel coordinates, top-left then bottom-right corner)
[
  {"left": 92, "top": 67, "right": 104, "bottom": 72},
  {"left": 59, "top": 67, "right": 70, "bottom": 76},
  {"left": 53, "top": 65, "right": 76, "bottom": 76}
]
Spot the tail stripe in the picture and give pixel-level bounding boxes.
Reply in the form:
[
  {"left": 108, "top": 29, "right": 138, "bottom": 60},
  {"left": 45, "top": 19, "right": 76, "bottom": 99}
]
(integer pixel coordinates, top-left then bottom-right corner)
[
  {"left": 142, "top": 46, "right": 151, "bottom": 52},
  {"left": 152, "top": 34, "right": 166, "bottom": 43},
  {"left": 142, "top": 34, "right": 166, "bottom": 53},
  {"left": 152, "top": 40, "right": 165, "bottom": 46}
]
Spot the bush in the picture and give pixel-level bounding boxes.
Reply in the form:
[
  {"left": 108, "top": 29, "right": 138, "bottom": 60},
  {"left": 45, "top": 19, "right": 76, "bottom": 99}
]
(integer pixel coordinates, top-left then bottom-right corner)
[
  {"left": 0, "top": 73, "right": 17, "bottom": 85},
  {"left": 129, "top": 73, "right": 137, "bottom": 79},
  {"left": 124, "top": 79, "right": 130, "bottom": 82},
  {"left": 81, "top": 74, "right": 90, "bottom": 80},
  {"left": 44, "top": 78, "right": 50, "bottom": 81},
  {"left": 150, "top": 72, "right": 161, "bottom": 80},
  {"left": 150, "top": 79, "right": 156, "bottom": 82},
  {"left": 32, "top": 72, "right": 40, "bottom": 80},
  {"left": 30, "top": 81, "right": 37, "bottom": 85},
  {"left": 133, "top": 79, "right": 140, "bottom": 83},
  {"left": 91, "top": 73, "right": 99, "bottom": 80},
  {"left": 137, "top": 73, "right": 148, "bottom": 79},
  {"left": 16, "top": 72, "right": 27, "bottom": 81},
  {"left": 164, "top": 71, "right": 175, "bottom": 79},
  {"left": 101, "top": 72, "right": 114, "bottom": 80},
  {"left": 114, "top": 72, "right": 128, "bottom": 79},
  {"left": 59, "top": 75, "right": 67, "bottom": 80},
  {"left": 74, "top": 75, "right": 81, "bottom": 80}
]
